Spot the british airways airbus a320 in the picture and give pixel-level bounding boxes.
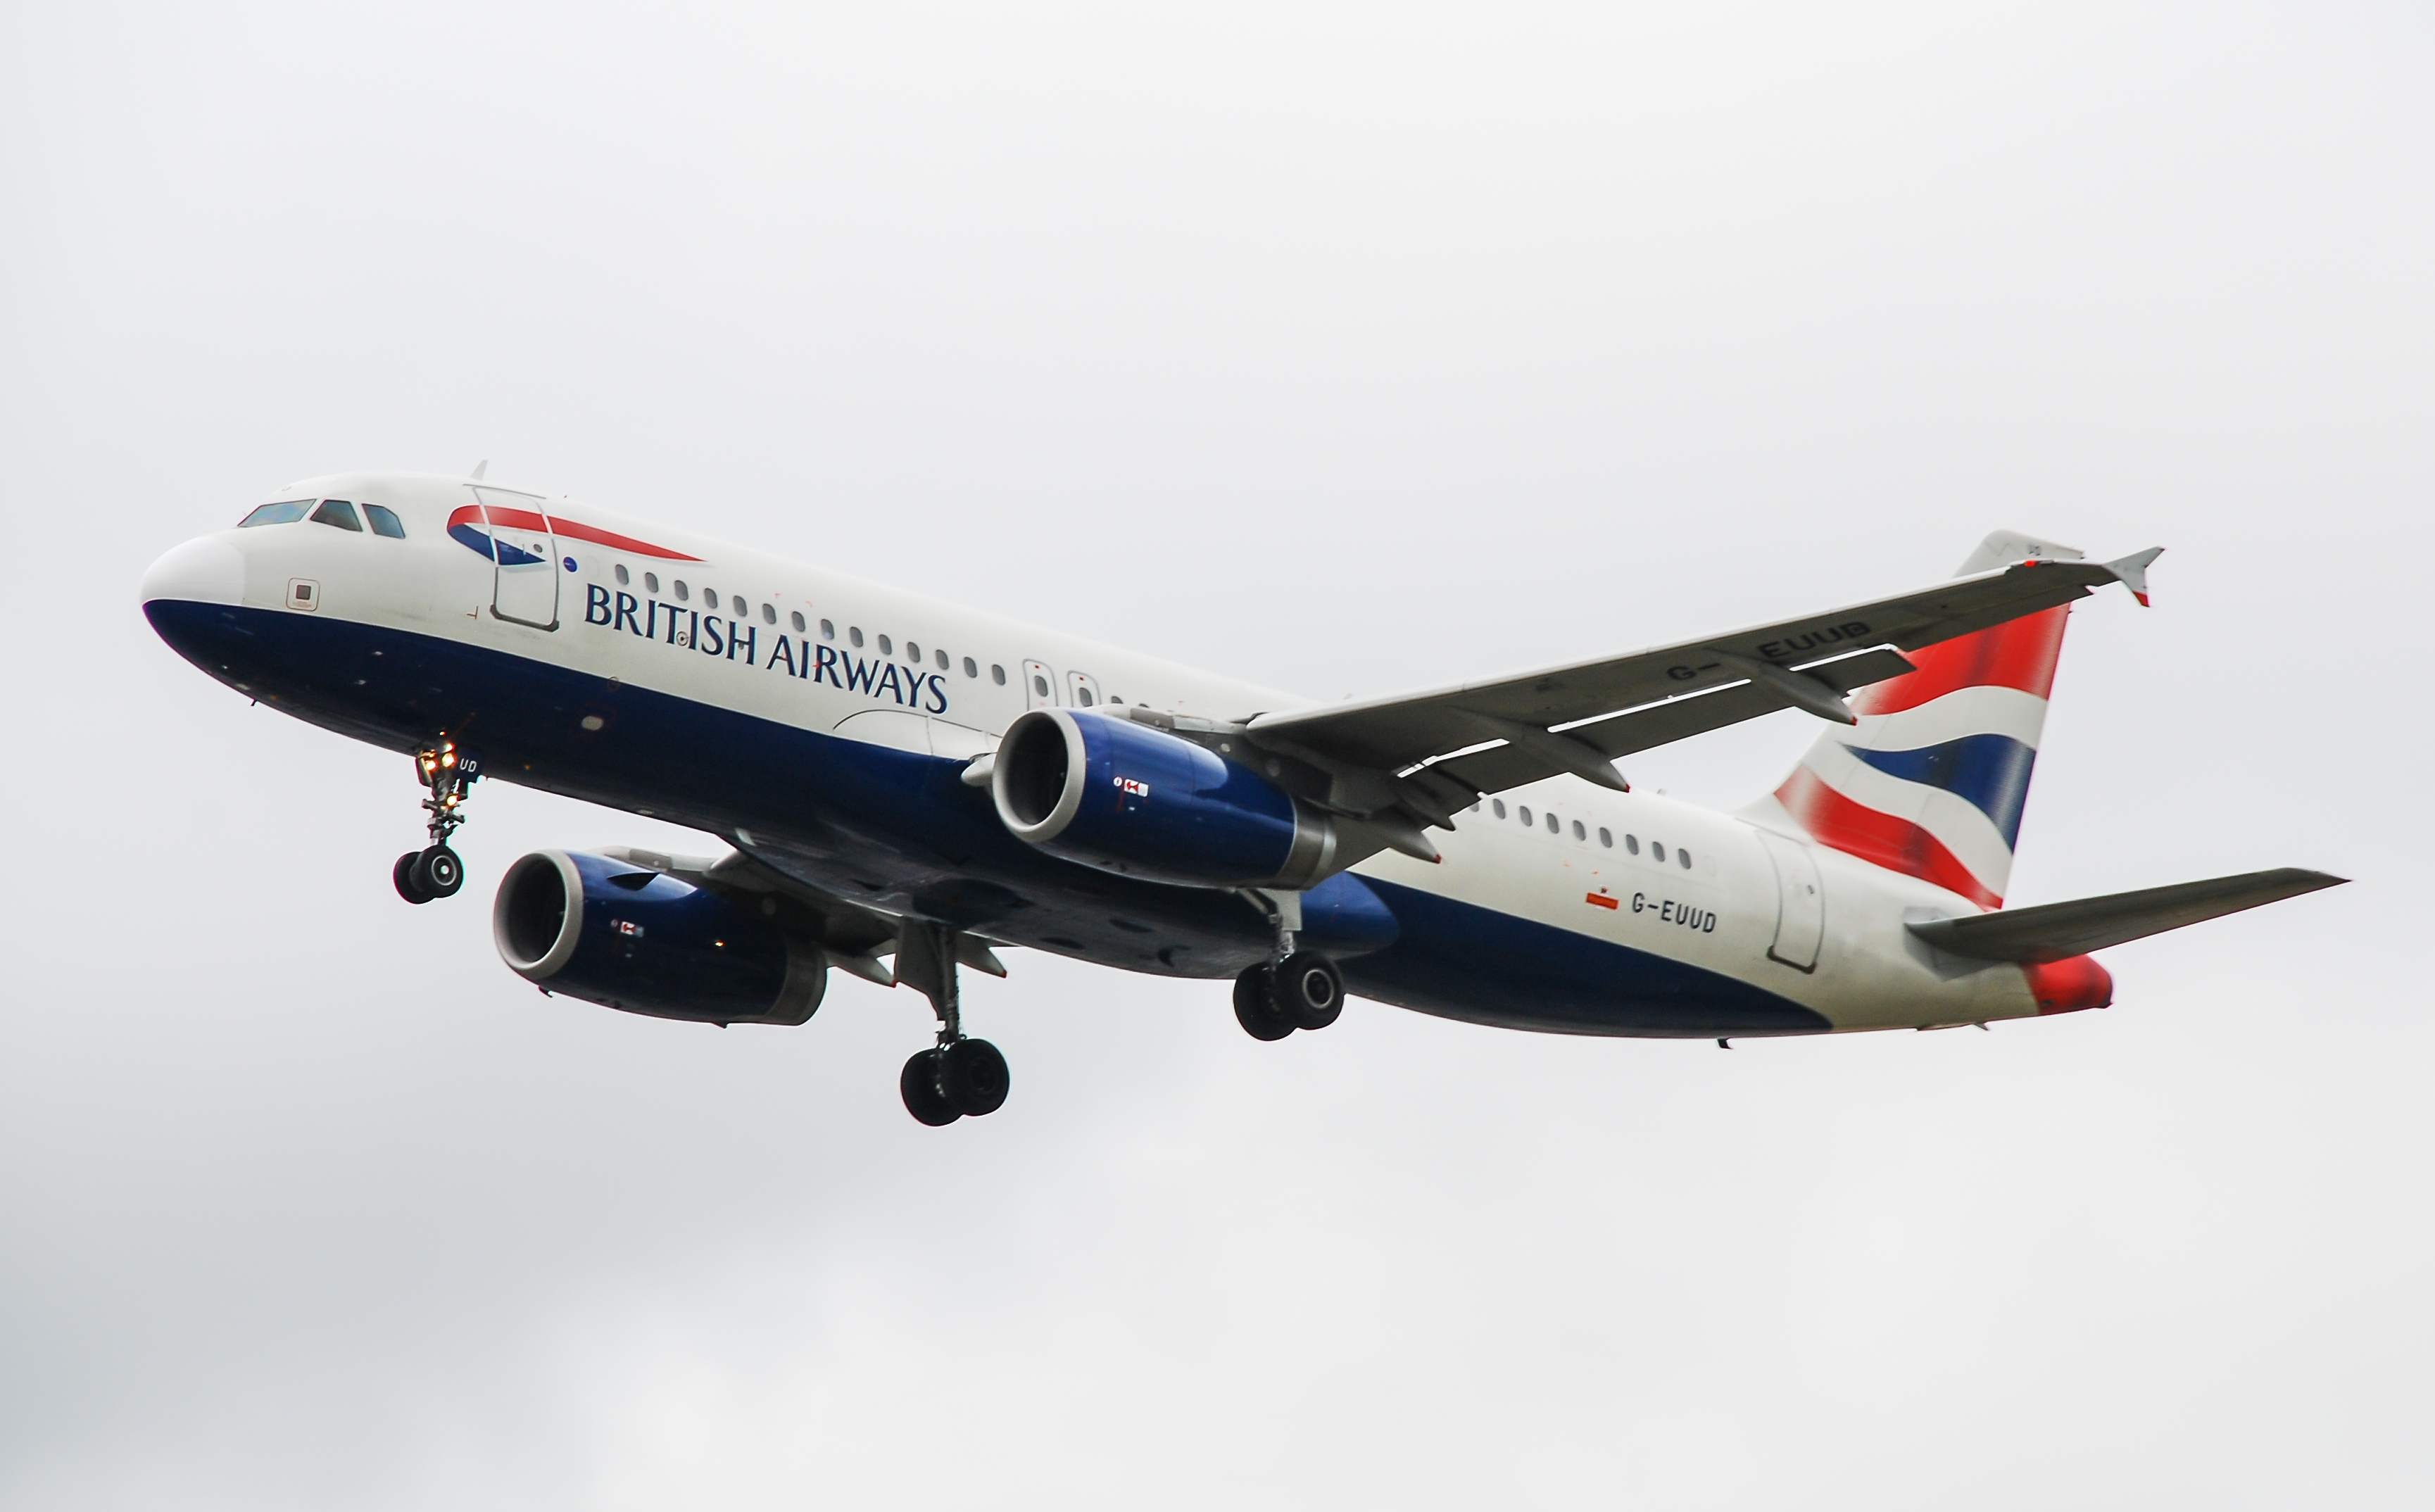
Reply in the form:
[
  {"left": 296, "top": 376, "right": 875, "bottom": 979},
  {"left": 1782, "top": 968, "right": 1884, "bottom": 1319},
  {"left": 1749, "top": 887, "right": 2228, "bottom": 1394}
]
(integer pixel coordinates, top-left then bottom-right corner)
[{"left": 141, "top": 469, "right": 2341, "bottom": 1124}]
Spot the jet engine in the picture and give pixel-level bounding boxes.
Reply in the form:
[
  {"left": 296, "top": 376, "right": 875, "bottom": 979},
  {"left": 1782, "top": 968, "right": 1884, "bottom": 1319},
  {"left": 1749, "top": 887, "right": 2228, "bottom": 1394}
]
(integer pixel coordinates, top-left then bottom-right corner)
[
  {"left": 492, "top": 850, "right": 826, "bottom": 1025},
  {"left": 990, "top": 708, "right": 1351, "bottom": 889}
]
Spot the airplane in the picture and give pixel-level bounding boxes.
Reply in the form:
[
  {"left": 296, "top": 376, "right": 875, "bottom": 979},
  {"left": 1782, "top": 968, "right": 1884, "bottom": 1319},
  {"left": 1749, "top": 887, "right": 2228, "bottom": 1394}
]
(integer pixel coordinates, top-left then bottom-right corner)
[{"left": 139, "top": 470, "right": 2344, "bottom": 1124}]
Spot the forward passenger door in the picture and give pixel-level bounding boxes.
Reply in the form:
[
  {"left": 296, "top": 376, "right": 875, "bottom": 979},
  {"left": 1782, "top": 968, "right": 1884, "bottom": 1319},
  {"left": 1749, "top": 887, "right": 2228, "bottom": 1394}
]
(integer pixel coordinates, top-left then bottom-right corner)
[{"left": 474, "top": 486, "right": 559, "bottom": 630}]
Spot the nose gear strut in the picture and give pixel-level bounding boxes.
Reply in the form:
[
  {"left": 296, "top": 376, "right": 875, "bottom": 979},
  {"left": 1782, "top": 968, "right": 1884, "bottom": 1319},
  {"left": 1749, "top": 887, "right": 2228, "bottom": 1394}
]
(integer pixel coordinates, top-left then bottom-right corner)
[{"left": 393, "top": 741, "right": 479, "bottom": 905}]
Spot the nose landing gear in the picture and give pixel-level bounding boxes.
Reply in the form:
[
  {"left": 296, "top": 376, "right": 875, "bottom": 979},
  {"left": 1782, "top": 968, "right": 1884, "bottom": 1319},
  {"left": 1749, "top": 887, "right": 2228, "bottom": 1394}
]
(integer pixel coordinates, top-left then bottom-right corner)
[
  {"left": 894, "top": 920, "right": 1011, "bottom": 1126},
  {"left": 393, "top": 742, "right": 479, "bottom": 905}
]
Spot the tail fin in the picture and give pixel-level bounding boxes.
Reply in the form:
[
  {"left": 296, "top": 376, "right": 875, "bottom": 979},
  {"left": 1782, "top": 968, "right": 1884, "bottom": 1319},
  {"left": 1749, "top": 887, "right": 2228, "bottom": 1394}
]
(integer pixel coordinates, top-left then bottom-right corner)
[{"left": 1756, "top": 531, "right": 2087, "bottom": 909}]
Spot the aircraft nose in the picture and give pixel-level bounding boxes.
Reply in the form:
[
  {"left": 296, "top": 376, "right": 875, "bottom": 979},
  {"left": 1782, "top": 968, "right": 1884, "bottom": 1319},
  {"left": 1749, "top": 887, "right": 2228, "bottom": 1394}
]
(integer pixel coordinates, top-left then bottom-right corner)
[{"left": 141, "top": 535, "right": 246, "bottom": 607}]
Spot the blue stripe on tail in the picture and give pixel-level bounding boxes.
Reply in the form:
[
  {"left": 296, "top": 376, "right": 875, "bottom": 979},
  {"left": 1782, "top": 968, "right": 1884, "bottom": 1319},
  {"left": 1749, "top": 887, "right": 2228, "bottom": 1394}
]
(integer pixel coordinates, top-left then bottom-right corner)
[{"left": 1849, "top": 733, "right": 2038, "bottom": 848}]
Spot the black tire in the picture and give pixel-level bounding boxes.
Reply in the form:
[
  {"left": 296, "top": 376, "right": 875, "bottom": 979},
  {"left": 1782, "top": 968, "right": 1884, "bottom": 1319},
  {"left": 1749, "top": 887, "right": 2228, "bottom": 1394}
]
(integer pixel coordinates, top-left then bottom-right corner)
[
  {"left": 1233, "top": 966, "right": 1296, "bottom": 1040},
  {"left": 392, "top": 852, "right": 434, "bottom": 905},
  {"left": 938, "top": 1037, "right": 1011, "bottom": 1117},
  {"left": 416, "top": 845, "right": 465, "bottom": 898},
  {"left": 900, "top": 1048, "right": 961, "bottom": 1126},
  {"left": 1271, "top": 950, "right": 1343, "bottom": 1031}
]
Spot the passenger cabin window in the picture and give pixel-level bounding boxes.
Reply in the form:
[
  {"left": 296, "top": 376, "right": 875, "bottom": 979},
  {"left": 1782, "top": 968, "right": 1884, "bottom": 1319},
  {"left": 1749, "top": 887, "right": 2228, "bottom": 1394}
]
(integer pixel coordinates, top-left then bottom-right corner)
[
  {"left": 1076, "top": 686, "right": 1095, "bottom": 707},
  {"left": 762, "top": 604, "right": 776, "bottom": 625},
  {"left": 1652, "top": 841, "right": 1666, "bottom": 863},
  {"left": 1678, "top": 848, "right": 1693, "bottom": 869},
  {"left": 1572, "top": 820, "right": 1586, "bottom": 840},
  {"left": 674, "top": 581, "right": 691, "bottom": 601},
  {"left": 310, "top": 500, "right": 362, "bottom": 531},
  {"left": 991, "top": 664, "right": 1007, "bottom": 685},
  {"left": 907, "top": 641, "right": 921, "bottom": 661},
  {"left": 1625, "top": 834, "right": 1640, "bottom": 855},
  {"left": 1032, "top": 673, "right": 1050, "bottom": 697},
  {"left": 791, "top": 611, "right": 806, "bottom": 633},
  {"left": 1518, "top": 806, "right": 1533, "bottom": 825},
  {"left": 878, "top": 635, "right": 893, "bottom": 655},
  {"left": 1546, "top": 812, "right": 1559, "bottom": 833},
  {"left": 936, "top": 649, "right": 949, "bottom": 671},
  {"left": 237, "top": 500, "right": 312, "bottom": 527},
  {"left": 1492, "top": 800, "right": 1507, "bottom": 819},
  {"left": 822, "top": 619, "right": 836, "bottom": 640},
  {"left": 849, "top": 627, "right": 864, "bottom": 648},
  {"left": 1598, "top": 827, "right": 1613, "bottom": 848},
  {"left": 644, "top": 572, "right": 660, "bottom": 593},
  {"left": 964, "top": 657, "right": 978, "bottom": 678},
  {"left": 615, "top": 564, "right": 630, "bottom": 585},
  {"left": 363, "top": 504, "right": 406, "bottom": 538},
  {"left": 703, "top": 589, "right": 720, "bottom": 610}
]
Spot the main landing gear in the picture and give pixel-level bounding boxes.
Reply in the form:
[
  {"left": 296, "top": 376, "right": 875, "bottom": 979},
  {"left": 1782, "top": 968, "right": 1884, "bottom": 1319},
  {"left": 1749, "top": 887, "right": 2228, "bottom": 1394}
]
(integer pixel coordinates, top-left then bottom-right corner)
[
  {"left": 894, "top": 920, "right": 1011, "bottom": 1126},
  {"left": 1232, "top": 891, "right": 1345, "bottom": 1041},
  {"left": 1233, "top": 950, "right": 1345, "bottom": 1039},
  {"left": 393, "top": 741, "right": 479, "bottom": 905}
]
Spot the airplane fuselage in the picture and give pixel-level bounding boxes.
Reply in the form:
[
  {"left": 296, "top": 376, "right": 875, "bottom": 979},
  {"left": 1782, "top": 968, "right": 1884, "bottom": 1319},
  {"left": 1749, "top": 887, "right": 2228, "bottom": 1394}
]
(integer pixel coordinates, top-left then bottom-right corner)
[{"left": 142, "top": 471, "right": 2089, "bottom": 1041}]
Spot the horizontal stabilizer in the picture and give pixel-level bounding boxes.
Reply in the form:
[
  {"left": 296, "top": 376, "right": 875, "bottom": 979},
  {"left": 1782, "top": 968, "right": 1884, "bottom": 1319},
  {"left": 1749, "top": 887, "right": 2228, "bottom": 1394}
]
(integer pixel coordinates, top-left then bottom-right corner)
[{"left": 1907, "top": 868, "right": 2346, "bottom": 962}]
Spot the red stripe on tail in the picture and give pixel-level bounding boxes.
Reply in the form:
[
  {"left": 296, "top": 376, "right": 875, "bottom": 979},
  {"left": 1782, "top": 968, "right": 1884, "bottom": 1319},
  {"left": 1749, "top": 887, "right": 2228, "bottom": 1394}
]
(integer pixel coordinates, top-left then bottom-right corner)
[
  {"left": 1773, "top": 767, "right": 2002, "bottom": 909},
  {"left": 1858, "top": 605, "right": 2070, "bottom": 715}
]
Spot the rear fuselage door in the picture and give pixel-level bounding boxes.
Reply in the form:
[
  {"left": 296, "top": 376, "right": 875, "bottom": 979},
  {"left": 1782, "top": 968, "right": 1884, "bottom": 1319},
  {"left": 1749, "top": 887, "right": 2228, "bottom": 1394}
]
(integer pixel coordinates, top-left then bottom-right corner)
[
  {"left": 1755, "top": 829, "right": 1825, "bottom": 971},
  {"left": 474, "top": 486, "right": 559, "bottom": 630},
  {"left": 1022, "top": 659, "right": 1058, "bottom": 709}
]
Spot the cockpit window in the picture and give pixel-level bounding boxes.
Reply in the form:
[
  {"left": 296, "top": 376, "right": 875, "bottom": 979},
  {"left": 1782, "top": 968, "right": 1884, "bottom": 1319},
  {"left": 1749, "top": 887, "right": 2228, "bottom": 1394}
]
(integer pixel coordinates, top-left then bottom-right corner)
[
  {"left": 310, "top": 500, "right": 363, "bottom": 531},
  {"left": 363, "top": 504, "right": 406, "bottom": 538},
  {"left": 237, "top": 500, "right": 313, "bottom": 528}
]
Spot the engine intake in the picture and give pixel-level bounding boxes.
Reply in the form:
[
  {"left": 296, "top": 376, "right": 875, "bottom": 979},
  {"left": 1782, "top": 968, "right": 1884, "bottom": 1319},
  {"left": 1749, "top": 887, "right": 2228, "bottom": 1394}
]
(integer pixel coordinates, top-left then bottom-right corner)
[
  {"left": 990, "top": 709, "right": 1338, "bottom": 888},
  {"left": 493, "top": 850, "right": 826, "bottom": 1025}
]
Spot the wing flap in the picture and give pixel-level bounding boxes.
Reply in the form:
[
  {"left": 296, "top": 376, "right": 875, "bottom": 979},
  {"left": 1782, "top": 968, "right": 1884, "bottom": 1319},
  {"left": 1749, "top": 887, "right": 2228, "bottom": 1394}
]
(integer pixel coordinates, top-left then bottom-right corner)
[
  {"left": 1416, "top": 647, "right": 1919, "bottom": 800},
  {"left": 1906, "top": 868, "right": 2346, "bottom": 963}
]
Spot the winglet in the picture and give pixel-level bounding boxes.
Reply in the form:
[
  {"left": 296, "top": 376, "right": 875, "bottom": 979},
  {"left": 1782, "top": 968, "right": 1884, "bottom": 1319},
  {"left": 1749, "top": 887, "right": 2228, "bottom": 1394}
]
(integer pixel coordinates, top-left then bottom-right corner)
[
  {"left": 2103, "top": 546, "right": 2164, "bottom": 607},
  {"left": 470, "top": 459, "right": 489, "bottom": 481}
]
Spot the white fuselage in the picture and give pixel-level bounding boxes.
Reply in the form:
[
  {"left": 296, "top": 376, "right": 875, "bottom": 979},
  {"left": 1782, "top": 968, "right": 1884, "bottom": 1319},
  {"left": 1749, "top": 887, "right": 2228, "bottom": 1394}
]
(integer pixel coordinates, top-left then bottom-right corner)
[{"left": 142, "top": 470, "right": 2054, "bottom": 1035}]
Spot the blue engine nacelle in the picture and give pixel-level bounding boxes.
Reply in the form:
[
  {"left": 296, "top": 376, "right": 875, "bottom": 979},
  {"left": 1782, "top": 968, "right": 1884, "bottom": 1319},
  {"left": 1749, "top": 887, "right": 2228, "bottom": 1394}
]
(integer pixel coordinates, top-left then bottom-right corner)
[
  {"left": 990, "top": 708, "right": 1342, "bottom": 889},
  {"left": 491, "top": 850, "right": 826, "bottom": 1025}
]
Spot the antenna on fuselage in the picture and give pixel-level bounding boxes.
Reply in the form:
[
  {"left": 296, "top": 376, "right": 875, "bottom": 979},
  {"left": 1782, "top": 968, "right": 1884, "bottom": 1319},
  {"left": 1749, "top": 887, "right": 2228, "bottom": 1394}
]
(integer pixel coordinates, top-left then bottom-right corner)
[{"left": 470, "top": 459, "right": 489, "bottom": 480}]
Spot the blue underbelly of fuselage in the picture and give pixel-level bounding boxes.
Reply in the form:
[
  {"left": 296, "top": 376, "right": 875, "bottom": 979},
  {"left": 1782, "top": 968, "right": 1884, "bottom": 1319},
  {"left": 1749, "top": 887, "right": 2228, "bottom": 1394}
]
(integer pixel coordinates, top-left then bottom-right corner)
[{"left": 144, "top": 600, "right": 1830, "bottom": 1038}]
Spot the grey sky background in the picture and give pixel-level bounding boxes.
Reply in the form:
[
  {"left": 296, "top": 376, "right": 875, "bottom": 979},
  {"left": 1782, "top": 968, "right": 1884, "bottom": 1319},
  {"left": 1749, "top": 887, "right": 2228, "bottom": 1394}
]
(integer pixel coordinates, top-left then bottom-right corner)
[{"left": 3, "top": 1, "right": 2429, "bottom": 1505}]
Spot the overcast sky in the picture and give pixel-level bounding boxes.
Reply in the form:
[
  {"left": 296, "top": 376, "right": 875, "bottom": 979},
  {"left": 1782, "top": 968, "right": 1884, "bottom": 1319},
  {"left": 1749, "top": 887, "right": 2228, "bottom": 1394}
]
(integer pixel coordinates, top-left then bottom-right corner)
[{"left": 3, "top": 2, "right": 2429, "bottom": 1506}]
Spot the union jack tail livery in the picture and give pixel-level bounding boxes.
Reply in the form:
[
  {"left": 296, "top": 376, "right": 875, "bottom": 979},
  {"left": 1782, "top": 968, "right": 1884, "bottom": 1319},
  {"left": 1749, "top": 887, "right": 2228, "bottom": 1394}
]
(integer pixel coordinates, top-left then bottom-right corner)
[{"left": 1765, "top": 532, "right": 2088, "bottom": 910}]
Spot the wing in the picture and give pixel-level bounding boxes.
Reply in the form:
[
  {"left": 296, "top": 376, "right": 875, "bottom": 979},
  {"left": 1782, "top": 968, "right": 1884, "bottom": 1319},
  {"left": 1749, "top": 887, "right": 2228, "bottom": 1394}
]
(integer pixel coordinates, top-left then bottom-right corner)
[
  {"left": 1243, "top": 549, "right": 2160, "bottom": 821},
  {"left": 598, "top": 843, "right": 1009, "bottom": 986}
]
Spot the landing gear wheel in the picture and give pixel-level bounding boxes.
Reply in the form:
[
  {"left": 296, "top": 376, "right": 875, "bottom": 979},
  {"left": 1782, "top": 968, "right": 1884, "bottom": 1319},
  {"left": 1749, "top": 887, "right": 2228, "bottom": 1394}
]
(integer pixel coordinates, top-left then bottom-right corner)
[
  {"left": 393, "top": 852, "right": 434, "bottom": 905},
  {"left": 938, "top": 1038, "right": 1011, "bottom": 1116},
  {"left": 1271, "top": 950, "right": 1343, "bottom": 1031},
  {"left": 1233, "top": 966, "right": 1297, "bottom": 1040},
  {"left": 415, "top": 845, "right": 465, "bottom": 899},
  {"left": 900, "top": 1048, "right": 961, "bottom": 1126}
]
